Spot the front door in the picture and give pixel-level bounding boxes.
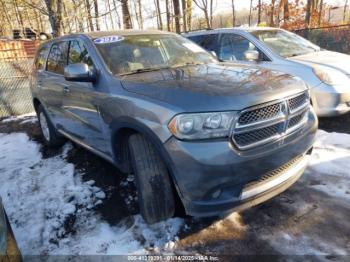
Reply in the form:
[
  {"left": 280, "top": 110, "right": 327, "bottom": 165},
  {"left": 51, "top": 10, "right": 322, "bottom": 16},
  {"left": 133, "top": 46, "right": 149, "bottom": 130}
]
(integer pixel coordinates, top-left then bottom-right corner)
[{"left": 61, "top": 39, "right": 107, "bottom": 153}]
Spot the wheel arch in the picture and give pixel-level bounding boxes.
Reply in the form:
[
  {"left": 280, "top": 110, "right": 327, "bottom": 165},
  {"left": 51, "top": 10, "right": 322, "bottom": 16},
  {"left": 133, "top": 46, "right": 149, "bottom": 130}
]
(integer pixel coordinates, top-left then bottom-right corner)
[{"left": 110, "top": 117, "right": 185, "bottom": 200}]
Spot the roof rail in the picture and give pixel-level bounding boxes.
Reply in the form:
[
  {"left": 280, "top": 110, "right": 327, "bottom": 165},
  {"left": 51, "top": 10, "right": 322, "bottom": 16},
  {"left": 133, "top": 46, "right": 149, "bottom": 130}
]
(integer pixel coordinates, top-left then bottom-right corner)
[{"left": 181, "top": 28, "right": 213, "bottom": 34}]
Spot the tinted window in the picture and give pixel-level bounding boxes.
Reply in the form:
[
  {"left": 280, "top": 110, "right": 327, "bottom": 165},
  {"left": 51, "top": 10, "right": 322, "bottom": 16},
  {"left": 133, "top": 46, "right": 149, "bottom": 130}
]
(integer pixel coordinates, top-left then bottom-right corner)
[
  {"left": 47, "top": 41, "right": 69, "bottom": 74},
  {"left": 68, "top": 40, "right": 93, "bottom": 66},
  {"left": 35, "top": 45, "right": 48, "bottom": 70},
  {"left": 188, "top": 34, "right": 219, "bottom": 53},
  {"left": 219, "top": 34, "right": 258, "bottom": 61}
]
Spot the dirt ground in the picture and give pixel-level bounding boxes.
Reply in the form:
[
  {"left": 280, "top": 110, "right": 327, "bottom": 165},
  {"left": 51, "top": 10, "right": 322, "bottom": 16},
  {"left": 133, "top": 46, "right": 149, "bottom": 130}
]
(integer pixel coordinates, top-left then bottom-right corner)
[{"left": 0, "top": 114, "right": 350, "bottom": 259}]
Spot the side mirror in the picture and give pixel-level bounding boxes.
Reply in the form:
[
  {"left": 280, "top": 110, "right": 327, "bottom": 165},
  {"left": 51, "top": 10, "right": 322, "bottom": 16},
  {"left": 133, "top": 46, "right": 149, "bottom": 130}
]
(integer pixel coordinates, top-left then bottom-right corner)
[
  {"left": 244, "top": 50, "right": 260, "bottom": 62},
  {"left": 64, "top": 63, "right": 96, "bottom": 82}
]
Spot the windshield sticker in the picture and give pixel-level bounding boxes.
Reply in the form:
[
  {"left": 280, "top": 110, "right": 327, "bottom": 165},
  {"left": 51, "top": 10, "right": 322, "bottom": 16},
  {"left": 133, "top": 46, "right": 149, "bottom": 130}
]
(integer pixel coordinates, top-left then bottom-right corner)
[
  {"left": 182, "top": 43, "right": 205, "bottom": 53},
  {"left": 94, "top": 36, "right": 124, "bottom": 44}
]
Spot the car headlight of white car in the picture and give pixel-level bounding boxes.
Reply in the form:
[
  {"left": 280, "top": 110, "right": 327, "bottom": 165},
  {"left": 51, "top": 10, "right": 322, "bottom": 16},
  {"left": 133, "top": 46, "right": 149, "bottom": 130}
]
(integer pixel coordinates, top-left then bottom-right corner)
[
  {"left": 313, "top": 65, "right": 349, "bottom": 86},
  {"left": 0, "top": 200, "right": 7, "bottom": 255}
]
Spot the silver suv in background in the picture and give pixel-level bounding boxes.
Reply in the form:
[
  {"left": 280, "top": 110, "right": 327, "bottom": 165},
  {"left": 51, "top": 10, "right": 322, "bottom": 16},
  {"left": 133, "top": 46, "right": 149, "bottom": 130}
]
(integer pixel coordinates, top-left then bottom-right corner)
[
  {"left": 183, "top": 27, "right": 350, "bottom": 117},
  {"left": 31, "top": 30, "right": 317, "bottom": 223}
]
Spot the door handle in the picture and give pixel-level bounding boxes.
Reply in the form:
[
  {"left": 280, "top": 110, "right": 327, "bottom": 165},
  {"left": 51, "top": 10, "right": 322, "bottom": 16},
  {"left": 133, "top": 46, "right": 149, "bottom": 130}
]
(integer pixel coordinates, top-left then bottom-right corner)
[{"left": 63, "top": 86, "right": 70, "bottom": 93}]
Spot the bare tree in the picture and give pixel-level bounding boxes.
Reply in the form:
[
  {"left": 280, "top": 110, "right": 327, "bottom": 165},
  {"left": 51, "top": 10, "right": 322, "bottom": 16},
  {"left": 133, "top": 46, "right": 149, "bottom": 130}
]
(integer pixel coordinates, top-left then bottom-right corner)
[
  {"left": 85, "top": 0, "right": 94, "bottom": 31},
  {"left": 282, "top": 0, "right": 289, "bottom": 22},
  {"left": 44, "top": 0, "right": 64, "bottom": 36},
  {"left": 173, "top": 0, "right": 181, "bottom": 33},
  {"left": 269, "top": 0, "right": 276, "bottom": 26},
  {"left": 257, "top": 0, "right": 262, "bottom": 24},
  {"left": 165, "top": 0, "right": 171, "bottom": 31},
  {"left": 193, "top": 0, "right": 214, "bottom": 28},
  {"left": 248, "top": 0, "right": 253, "bottom": 26},
  {"left": 186, "top": 0, "right": 192, "bottom": 31},
  {"left": 344, "top": 0, "right": 349, "bottom": 22},
  {"left": 155, "top": 0, "right": 163, "bottom": 29},
  {"left": 182, "top": 0, "right": 187, "bottom": 31},
  {"left": 118, "top": 0, "right": 132, "bottom": 29},
  {"left": 318, "top": 0, "right": 323, "bottom": 26},
  {"left": 231, "top": 0, "right": 235, "bottom": 26},
  {"left": 93, "top": 0, "right": 100, "bottom": 30}
]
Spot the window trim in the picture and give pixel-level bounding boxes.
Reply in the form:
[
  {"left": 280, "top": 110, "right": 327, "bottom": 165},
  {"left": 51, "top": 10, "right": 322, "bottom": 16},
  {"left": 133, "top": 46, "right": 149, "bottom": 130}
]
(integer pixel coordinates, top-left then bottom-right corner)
[{"left": 45, "top": 40, "right": 69, "bottom": 75}]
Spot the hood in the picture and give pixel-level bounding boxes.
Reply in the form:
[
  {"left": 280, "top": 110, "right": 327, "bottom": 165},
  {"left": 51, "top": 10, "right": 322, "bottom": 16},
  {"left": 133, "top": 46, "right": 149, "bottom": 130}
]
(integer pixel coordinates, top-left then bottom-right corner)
[
  {"left": 289, "top": 50, "right": 350, "bottom": 75},
  {"left": 120, "top": 63, "right": 308, "bottom": 112}
]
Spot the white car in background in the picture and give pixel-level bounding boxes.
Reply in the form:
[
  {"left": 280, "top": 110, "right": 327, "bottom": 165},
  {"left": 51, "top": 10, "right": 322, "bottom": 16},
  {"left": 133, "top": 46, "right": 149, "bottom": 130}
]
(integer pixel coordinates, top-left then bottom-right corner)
[{"left": 184, "top": 27, "right": 350, "bottom": 117}]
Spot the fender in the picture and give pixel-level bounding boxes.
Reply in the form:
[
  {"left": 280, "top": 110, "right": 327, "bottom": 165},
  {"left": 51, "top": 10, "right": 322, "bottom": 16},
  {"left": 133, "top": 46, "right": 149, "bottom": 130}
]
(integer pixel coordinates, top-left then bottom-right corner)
[{"left": 110, "top": 116, "right": 184, "bottom": 199}]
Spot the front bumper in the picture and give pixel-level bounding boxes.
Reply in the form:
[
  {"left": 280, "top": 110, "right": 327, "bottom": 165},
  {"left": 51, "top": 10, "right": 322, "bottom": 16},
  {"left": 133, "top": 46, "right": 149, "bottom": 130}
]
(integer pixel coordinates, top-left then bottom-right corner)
[
  {"left": 311, "top": 83, "right": 350, "bottom": 117},
  {"left": 164, "top": 109, "right": 317, "bottom": 217}
]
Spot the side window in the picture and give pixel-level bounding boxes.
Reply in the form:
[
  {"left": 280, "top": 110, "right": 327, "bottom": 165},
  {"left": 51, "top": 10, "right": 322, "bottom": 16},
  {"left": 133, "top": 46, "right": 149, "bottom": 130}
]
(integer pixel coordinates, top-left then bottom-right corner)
[
  {"left": 68, "top": 40, "right": 93, "bottom": 66},
  {"left": 188, "top": 34, "right": 219, "bottom": 54},
  {"left": 219, "top": 34, "right": 258, "bottom": 61},
  {"left": 46, "top": 41, "right": 69, "bottom": 74},
  {"left": 35, "top": 45, "right": 48, "bottom": 70}
]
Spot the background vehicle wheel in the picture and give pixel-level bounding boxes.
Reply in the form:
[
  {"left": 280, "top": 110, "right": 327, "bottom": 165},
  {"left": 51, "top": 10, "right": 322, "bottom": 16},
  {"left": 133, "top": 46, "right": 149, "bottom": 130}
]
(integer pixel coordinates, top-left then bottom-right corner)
[
  {"left": 128, "top": 134, "right": 175, "bottom": 224},
  {"left": 37, "top": 104, "right": 65, "bottom": 147}
]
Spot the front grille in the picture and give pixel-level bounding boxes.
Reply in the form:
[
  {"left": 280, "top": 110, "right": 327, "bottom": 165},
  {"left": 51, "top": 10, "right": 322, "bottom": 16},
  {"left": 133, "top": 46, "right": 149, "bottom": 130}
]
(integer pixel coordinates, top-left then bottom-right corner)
[
  {"left": 288, "top": 92, "right": 308, "bottom": 112},
  {"left": 231, "top": 91, "right": 310, "bottom": 150},
  {"left": 233, "top": 123, "right": 281, "bottom": 147},
  {"left": 238, "top": 103, "right": 282, "bottom": 125},
  {"left": 287, "top": 110, "right": 307, "bottom": 129}
]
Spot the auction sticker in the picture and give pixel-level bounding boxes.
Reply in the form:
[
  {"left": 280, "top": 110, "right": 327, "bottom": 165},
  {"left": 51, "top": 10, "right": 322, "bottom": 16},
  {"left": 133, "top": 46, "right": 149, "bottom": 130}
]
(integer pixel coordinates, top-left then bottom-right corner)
[{"left": 94, "top": 35, "right": 124, "bottom": 44}]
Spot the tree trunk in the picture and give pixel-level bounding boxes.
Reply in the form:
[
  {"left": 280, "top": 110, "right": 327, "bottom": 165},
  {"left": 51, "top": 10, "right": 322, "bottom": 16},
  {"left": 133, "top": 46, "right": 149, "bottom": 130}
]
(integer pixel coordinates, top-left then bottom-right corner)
[
  {"left": 44, "top": 0, "right": 64, "bottom": 37},
  {"left": 318, "top": 0, "right": 323, "bottom": 26},
  {"left": 107, "top": 0, "right": 115, "bottom": 29},
  {"left": 209, "top": 0, "right": 213, "bottom": 28},
  {"left": 85, "top": 0, "right": 94, "bottom": 31},
  {"left": 120, "top": 0, "right": 132, "bottom": 29},
  {"left": 305, "top": 0, "right": 312, "bottom": 27},
  {"left": 186, "top": 0, "right": 192, "bottom": 30},
  {"left": 173, "top": 0, "right": 181, "bottom": 33},
  {"left": 269, "top": 0, "right": 276, "bottom": 26},
  {"left": 231, "top": 0, "right": 235, "bottom": 26},
  {"left": 344, "top": 0, "right": 349, "bottom": 23},
  {"left": 137, "top": 0, "right": 143, "bottom": 29},
  {"left": 257, "top": 0, "right": 261, "bottom": 24},
  {"left": 93, "top": 0, "right": 100, "bottom": 30},
  {"left": 165, "top": 0, "right": 171, "bottom": 31},
  {"left": 182, "top": 0, "right": 187, "bottom": 32},
  {"left": 248, "top": 0, "right": 253, "bottom": 26},
  {"left": 283, "top": 0, "right": 289, "bottom": 22},
  {"left": 155, "top": 0, "right": 163, "bottom": 29}
]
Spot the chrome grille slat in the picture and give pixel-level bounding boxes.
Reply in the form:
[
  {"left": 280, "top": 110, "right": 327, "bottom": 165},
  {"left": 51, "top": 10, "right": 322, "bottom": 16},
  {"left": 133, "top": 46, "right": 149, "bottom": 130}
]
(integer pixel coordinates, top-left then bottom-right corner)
[{"left": 231, "top": 92, "right": 310, "bottom": 150}]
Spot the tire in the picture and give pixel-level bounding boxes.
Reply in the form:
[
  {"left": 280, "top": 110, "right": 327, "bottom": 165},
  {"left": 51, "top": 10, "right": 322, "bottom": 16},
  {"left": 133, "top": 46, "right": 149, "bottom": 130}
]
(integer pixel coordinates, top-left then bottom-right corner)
[
  {"left": 128, "top": 134, "right": 175, "bottom": 224},
  {"left": 37, "top": 104, "right": 65, "bottom": 147}
]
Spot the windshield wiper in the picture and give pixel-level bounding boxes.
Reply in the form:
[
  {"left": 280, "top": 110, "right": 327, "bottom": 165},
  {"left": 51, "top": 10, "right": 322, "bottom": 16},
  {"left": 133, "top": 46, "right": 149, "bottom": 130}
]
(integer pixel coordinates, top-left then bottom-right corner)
[{"left": 119, "top": 66, "right": 171, "bottom": 76}]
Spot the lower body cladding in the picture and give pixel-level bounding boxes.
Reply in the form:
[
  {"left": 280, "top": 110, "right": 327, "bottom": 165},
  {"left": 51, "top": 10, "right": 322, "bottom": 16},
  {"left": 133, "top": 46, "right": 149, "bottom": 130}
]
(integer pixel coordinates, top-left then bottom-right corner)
[
  {"left": 311, "top": 82, "right": 350, "bottom": 117},
  {"left": 164, "top": 110, "right": 318, "bottom": 217}
]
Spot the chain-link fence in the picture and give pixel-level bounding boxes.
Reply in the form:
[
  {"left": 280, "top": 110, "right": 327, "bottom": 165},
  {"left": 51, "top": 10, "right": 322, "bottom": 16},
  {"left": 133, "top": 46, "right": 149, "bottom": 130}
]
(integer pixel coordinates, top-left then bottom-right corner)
[
  {"left": 294, "top": 24, "right": 350, "bottom": 54},
  {"left": 0, "top": 40, "right": 39, "bottom": 118}
]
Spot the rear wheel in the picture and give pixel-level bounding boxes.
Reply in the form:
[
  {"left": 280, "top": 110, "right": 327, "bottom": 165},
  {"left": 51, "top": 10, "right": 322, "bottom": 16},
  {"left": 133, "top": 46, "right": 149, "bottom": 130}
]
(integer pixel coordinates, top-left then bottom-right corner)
[
  {"left": 128, "top": 134, "right": 175, "bottom": 224},
  {"left": 37, "top": 104, "right": 65, "bottom": 147}
]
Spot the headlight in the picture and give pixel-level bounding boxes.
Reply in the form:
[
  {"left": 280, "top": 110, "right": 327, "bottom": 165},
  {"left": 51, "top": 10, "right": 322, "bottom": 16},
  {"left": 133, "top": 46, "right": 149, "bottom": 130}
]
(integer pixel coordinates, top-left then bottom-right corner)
[
  {"left": 313, "top": 65, "right": 349, "bottom": 85},
  {"left": 0, "top": 201, "right": 7, "bottom": 255},
  {"left": 168, "top": 112, "right": 236, "bottom": 140}
]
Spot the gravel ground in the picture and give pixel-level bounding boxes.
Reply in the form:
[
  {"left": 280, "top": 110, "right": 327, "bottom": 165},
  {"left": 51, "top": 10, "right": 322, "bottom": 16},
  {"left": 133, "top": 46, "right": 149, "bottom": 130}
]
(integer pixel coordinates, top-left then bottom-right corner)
[{"left": 0, "top": 114, "right": 350, "bottom": 259}]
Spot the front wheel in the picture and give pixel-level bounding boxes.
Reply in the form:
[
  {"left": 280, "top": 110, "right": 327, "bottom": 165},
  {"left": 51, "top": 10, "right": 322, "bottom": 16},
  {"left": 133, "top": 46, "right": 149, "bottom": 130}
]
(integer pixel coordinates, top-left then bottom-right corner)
[
  {"left": 128, "top": 134, "right": 175, "bottom": 224},
  {"left": 37, "top": 104, "right": 65, "bottom": 147}
]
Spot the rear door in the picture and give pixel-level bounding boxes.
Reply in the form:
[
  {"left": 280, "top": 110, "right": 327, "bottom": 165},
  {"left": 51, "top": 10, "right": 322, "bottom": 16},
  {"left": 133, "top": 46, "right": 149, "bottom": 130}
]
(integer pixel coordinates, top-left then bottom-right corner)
[
  {"left": 61, "top": 39, "right": 107, "bottom": 153},
  {"left": 40, "top": 41, "right": 69, "bottom": 126}
]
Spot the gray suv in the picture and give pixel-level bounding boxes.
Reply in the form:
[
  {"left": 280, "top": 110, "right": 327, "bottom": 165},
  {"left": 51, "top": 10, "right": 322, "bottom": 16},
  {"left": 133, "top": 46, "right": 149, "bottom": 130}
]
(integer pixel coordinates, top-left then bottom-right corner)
[{"left": 30, "top": 30, "right": 317, "bottom": 224}]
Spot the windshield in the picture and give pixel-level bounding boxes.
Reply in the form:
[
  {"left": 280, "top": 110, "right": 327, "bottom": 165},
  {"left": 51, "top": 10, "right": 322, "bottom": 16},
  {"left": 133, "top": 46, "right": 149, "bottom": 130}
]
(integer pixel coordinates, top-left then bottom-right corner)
[
  {"left": 251, "top": 29, "right": 320, "bottom": 58},
  {"left": 94, "top": 34, "right": 217, "bottom": 75}
]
